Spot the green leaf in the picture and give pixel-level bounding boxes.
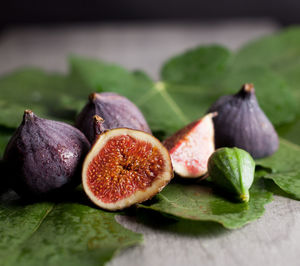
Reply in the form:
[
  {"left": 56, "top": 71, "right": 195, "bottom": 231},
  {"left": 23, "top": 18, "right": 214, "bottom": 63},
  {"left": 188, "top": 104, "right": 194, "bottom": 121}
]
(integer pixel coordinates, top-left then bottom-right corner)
[
  {"left": 0, "top": 191, "right": 142, "bottom": 266},
  {"left": 72, "top": 49, "right": 293, "bottom": 137},
  {"left": 234, "top": 26, "right": 300, "bottom": 104},
  {"left": 161, "top": 45, "right": 231, "bottom": 88},
  {"left": 276, "top": 118, "right": 300, "bottom": 145},
  {"left": 139, "top": 179, "right": 273, "bottom": 229},
  {"left": 135, "top": 208, "right": 228, "bottom": 236},
  {"left": 69, "top": 57, "right": 197, "bottom": 135},
  {"left": 155, "top": 82, "right": 218, "bottom": 128},
  {"left": 0, "top": 128, "right": 13, "bottom": 158},
  {"left": 69, "top": 56, "right": 153, "bottom": 103},
  {"left": 257, "top": 139, "right": 300, "bottom": 200},
  {"left": 161, "top": 45, "right": 298, "bottom": 126},
  {"left": 0, "top": 69, "right": 80, "bottom": 128},
  {"left": 221, "top": 65, "right": 298, "bottom": 126}
]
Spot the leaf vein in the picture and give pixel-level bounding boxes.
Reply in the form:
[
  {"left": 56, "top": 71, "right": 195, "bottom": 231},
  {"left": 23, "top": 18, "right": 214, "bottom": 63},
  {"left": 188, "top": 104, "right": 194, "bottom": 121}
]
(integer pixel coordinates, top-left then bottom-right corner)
[{"left": 154, "top": 82, "right": 189, "bottom": 124}]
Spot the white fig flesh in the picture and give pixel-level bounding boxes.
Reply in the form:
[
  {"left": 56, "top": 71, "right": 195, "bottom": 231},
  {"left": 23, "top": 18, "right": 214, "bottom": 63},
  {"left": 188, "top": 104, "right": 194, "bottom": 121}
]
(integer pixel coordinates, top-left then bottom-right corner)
[{"left": 163, "top": 113, "right": 215, "bottom": 178}]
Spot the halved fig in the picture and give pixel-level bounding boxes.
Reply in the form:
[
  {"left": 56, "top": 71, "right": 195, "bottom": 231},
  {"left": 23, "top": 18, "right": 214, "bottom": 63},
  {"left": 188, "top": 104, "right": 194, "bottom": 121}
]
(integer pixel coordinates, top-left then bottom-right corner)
[
  {"left": 163, "top": 113, "right": 216, "bottom": 178},
  {"left": 82, "top": 128, "right": 173, "bottom": 210}
]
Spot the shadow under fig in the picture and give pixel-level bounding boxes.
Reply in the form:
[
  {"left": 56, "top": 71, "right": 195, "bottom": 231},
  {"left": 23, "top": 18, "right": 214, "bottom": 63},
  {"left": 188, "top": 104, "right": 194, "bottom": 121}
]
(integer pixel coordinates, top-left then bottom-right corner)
[
  {"left": 263, "top": 178, "right": 296, "bottom": 199},
  {"left": 124, "top": 207, "right": 228, "bottom": 238}
]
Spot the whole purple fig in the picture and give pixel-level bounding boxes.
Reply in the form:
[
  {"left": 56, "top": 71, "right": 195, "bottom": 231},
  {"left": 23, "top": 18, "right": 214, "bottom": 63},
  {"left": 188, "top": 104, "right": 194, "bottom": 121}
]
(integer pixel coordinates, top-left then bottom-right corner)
[
  {"left": 3, "top": 110, "right": 91, "bottom": 197},
  {"left": 207, "top": 83, "right": 278, "bottom": 159},
  {"left": 76, "top": 92, "right": 151, "bottom": 143}
]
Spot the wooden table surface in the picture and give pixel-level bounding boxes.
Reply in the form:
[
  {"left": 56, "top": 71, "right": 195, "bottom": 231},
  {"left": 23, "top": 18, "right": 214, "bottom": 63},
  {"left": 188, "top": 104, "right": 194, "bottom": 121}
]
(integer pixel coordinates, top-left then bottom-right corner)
[{"left": 1, "top": 20, "right": 299, "bottom": 266}]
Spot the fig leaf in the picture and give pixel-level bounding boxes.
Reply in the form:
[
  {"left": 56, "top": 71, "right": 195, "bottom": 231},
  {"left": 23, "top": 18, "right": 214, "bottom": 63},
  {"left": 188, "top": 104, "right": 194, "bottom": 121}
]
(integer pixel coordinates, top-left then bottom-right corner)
[
  {"left": 69, "top": 48, "right": 297, "bottom": 137},
  {"left": 161, "top": 46, "right": 298, "bottom": 127},
  {"left": 69, "top": 57, "right": 191, "bottom": 135},
  {"left": 161, "top": 45, "right": 231, "bottom": 87},
  {"left": 0, "top": 69, "right": 81, "bottom": 128},
  {"left": 276, "top": 118, "right": 300, "bottom": 146},
  {"left": 139, "top": 178, "right": 273, "bottom": 229},
  {"left": 220, "top": 65, "right": 297, "bottom": 126},
  {"left": 1, "top": 33, "right": 299, "bottom": 136},
  {"left": 234, "top": 26, "right": 300, "bottom": 105},
  {"left": 0, "top": 191, "right": 142, "bottom": 266},
  {"left": 257, "top": 139, "right": 300, "bottom": 200}
]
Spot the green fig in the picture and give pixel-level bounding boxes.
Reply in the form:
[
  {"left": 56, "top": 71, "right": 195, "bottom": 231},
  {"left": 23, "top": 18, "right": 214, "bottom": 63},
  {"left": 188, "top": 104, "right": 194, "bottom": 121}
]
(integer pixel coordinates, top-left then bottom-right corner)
[{"left": 208, "top": 147, "right": 255, "bottom": 202}]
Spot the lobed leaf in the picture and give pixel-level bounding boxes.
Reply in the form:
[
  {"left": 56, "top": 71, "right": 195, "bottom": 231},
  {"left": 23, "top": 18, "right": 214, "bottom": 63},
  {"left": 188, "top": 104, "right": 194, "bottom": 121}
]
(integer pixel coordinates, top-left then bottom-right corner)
[
  {"left": 0, "top": 69, "right": 81, "bottom": 128},
  {"left": 161, "top": 45, "right": 298, "bottom": 126},
  {"left": 139, "top": 179, "right": 273, "bottom": 229},
  {"left": 276, "top": 118, "right": 300, "bottom": 145},
  {"left": 234, "top": 26, "right": 300, "bottom": 104},
  {"left": 257, "top": 139, "right": 300, "bottom": 200},
  {"left": 161, "top": 45, "right": 231, "bottom": 88},
  {"left": 0, "top": 191, "right": 142, "bottom": 266}
]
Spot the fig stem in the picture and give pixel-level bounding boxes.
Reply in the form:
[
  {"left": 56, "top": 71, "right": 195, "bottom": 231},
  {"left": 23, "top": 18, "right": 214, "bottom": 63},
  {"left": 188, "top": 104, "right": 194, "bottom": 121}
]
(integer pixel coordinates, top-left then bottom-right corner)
[
  {"left": 23, "top": 109, "right": 35, "bottom": 122},
  {"left": 24, "top": 109, "right": 33, "bottom": 115},
  {"left": 93, "top": 115, "right": 104, "bottom": 123},
  {"left": 243, "top": 83, "right": 254, "bottom": 93},
  {"left": 93, "top": 115, "right": 105, "bottom": 137},
  {"left": 89, "top": 93, "right": 98, "bottom": 102},
  {"left": 236, "top": 83, "right": 255, "bottom": 98}
]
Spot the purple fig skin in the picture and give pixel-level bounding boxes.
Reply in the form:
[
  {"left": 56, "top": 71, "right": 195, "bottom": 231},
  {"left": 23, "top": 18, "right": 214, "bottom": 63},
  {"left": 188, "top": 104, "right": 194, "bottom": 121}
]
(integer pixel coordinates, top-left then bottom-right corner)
[
  {"left": 207, "top": 84, "right": 279, "bottom": 159},
  {"left": 76, "top": 92, "right": 152, "bottom": 143},
  {"left": 3, "top": 110, "right": 91, "bottom": 198}
]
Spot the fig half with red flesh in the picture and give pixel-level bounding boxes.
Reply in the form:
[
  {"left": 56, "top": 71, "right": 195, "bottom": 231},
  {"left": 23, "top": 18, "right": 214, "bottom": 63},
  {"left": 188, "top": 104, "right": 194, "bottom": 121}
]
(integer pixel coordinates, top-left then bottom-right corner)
[
  {"left": 82, "top": 128, "right": 173, "bottom": 210},
  {"left": 163, "top": 113, "right": 215, "bottom": 178}
]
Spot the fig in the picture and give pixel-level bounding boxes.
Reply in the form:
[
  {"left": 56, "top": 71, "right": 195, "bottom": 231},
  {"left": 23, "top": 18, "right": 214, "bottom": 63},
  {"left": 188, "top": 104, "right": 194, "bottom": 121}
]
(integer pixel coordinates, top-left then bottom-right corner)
[
  {"left": 76, "top": 92, "right": 151, "bottom": 143},
  {"left": 82, "top": 128, "right": 173, "bottom": 210},
  {"left": 208, "top": 147, "right": 255, "bottom": 202},
  {"left": 3, "top": 110, "right": 91, "bottom": 197},
  {"left": 163, "top": 113, "right": 215, "bottom": 178},
  {"left": 208, "top": 83, "right": 279, "bottom": 158}
]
